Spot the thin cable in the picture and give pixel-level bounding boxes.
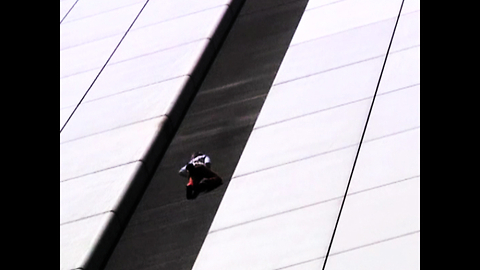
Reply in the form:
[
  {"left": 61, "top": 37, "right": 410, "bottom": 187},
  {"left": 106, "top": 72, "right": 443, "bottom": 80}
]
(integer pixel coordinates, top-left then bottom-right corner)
[
  {"left": 321, "top": 1, "right": 405, "bottom": 269},
  {"left": 60, "top": 0, "right": 79, "bottom": 24}
]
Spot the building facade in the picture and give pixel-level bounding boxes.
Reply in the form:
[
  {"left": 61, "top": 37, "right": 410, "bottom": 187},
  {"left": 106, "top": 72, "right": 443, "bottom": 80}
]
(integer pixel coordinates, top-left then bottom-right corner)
[{"left": 60, "top": 0, "right": 420, "bottom": 269}]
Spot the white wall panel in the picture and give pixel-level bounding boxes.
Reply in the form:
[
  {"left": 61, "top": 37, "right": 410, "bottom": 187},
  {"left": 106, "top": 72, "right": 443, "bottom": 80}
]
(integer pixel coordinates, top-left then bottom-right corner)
[
  {"left": 61, "top": 0, "right": 420, "bottom": 269},
  {"left": 377, "top": 46, "right": 420, "bottom": 94},
  {"left": 60, "top": 1, "right": 148, "bottom": 131},
  {"left": 273, "top": 17, "right": 397, "bottom": 85},
  {"left": 325, "top": 232, "right": 419, "bottom": 270},
  {"left": 327, "top": 178, "right": 420, "bottom": 259},
  {"left": 60, "top": 76, "right": 189, "bottom": 143},
  {"left": 401, "top": 0, "right": 420, "bottom": 15},
  {"left": 60, "top": 34, "right": 123, "bottom": 79},
  {"left": 82, "top": 40, "right": 210, "bottom": 102},
  {"left": 193, "top": 198, "right": 342, "bottom": 270},
  {"left": 349, "top": 129, "right": 420, "bottom": 194},
  {"left": 254, "top": 56, "right": 385, "bottom": 129},
  {"left": 292, "top": 0, "right": 403, "bottom": 45},
  {"left": 105, "top": 6, "right": 229, "bottom": 64},
  {"left": 60, "top": 69, "right": 99, "bottom": 111},
  {"left": 325, "top": 1, "right": 421, "bottom": 268},
  {"left": 60, "top": 116, "right": 170, "bottom": 181},
  {"left": 193, "top": 1, "right": 414, "bottom": 270},
  {"left": 62, "top": 0, "right": 146, "bottom": 24},
  {"left": 233, "top": 98, "right": 371, "bottom": 177},
  {"left": 60, "top": 1, "right": 241, "bottom": 269},
  {"left": 279, "top": 259, "right": 324, "bottom": 270},
  {"left": 60, "top": 161, "right": 145, "bottom": 225},
  {"left": 364, "top": 85, "right": 420, "bottom": 141},
  {"left": 388, "top": 11, "right": 420, "bottom": 52},
  {"left": 60, "top": 212, "right": 120, "bottom": 270},
  {"left": 60, "top": 2, "right": 146, "bottom": 50},
  {"left": 210, "top": 145, "right": 358, "bottom": 232},
  {"left": 131, "top": 0, "right": 232, "bottom": 29},
  {"left": 60, "top": 107, "right": 72, "bottom": 129},
  {"left": 304, "top": 0, "right": 344, "bottom": 11},
  {"left": 60, "top": 0, "right": 78, "bottom": 21},
  {"left": 60, "top": 4, "right": 230, "bottom": 128}
]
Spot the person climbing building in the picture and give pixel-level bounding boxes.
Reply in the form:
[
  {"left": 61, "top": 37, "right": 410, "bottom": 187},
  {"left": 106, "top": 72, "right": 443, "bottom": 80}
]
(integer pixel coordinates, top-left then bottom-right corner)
[{"left": 179, "top": 152, "right": 223, "bottom": 199}]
